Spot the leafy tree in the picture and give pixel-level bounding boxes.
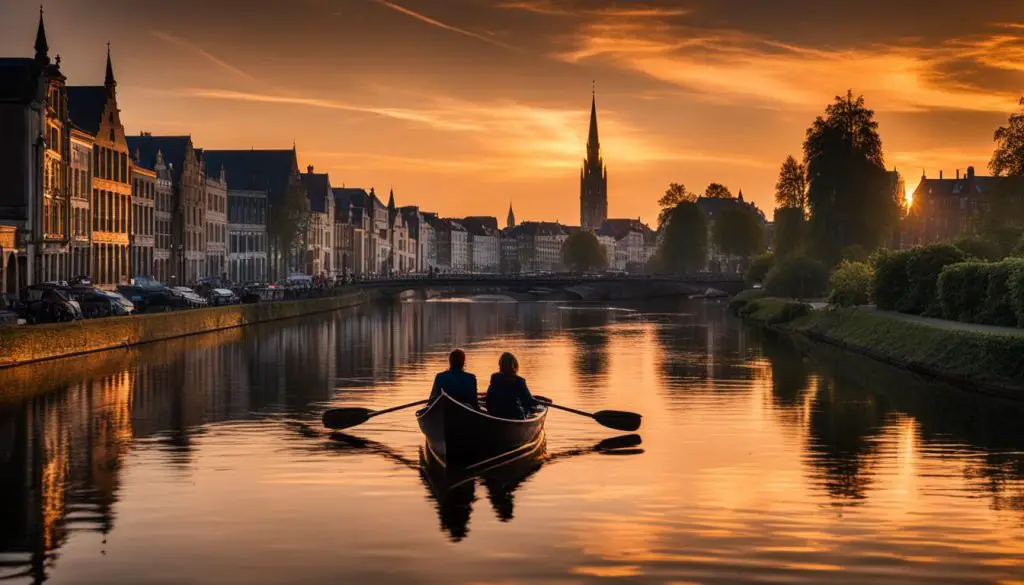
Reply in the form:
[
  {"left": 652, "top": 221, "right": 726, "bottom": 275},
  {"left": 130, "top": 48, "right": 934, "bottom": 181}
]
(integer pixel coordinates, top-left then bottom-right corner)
[
  {"left": 268, "top": 181, "right": 310, "bottom": 276},
  {"left": 990, "top": 97, "right": 1024, "bottom": 177},
  {"left": 804, "top": 90, "right": 898, "bottom": 264},
  {"left": 712, "top": 206, "right": 765, "bottom": 260},
  {"left": 953, "top": 235, "right": 1002, "bottom": 261},
  {"left": 561, "top": 231, "right": 607, "bottom": 272},
  {"left": 655, "top": 202, "right": 707, "bottom": 273},
  {"left": 657, "top": 182, "right": 694, "bottom": 227},
  {"left": 773, "top": 207, "right": 804, "bottom": 257},
  {"left": 828, "top": 260, "right": 873, "bottom": 306},
  {"left": 764, "top": 255, "right": 828, "bottom": 298},
  {"left": 745, "top": 253, "right": 775, "bottom": 285},
  {"left": 703, "top": 183, "right": 733, "bottom": 199},
  {"left": 775, "top": 155, "right": 807, "bottom": 210}
]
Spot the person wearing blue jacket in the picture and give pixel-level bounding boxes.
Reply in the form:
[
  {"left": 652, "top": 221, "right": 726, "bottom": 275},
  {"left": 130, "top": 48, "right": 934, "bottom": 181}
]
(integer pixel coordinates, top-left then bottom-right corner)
[{"left": 430, "top": 349, "right": 478, "bottom": 408}]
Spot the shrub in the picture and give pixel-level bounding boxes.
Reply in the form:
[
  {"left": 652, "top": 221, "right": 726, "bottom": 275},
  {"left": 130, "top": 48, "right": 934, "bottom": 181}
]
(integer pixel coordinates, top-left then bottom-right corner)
[
  {"left": 872, "top": 248, "right": 910, "bottom": 311},
  {"left": 728, "top": 288, "right": 768, "bottom": 315},
  {"left": 745, "top": 253, "right": 775, "bottom": 285},
  {"left": 1009, "top": 267, "right": 1024, "bottom": 327},
  {"left": 828, "top": 261, "right": 873, "bottom": 307},
  {"left": 840, "top": 245, "right": 869, "bottom": 263},
  {"left": 739, "top": 298, "right": 810, "bottom": 325},
  {"left": 937, "top": 262, "right": 991, "bottom": 323},
  {"left": 901, "top": 244, "right": 969, "bottom": 316},
  {"left": 983, "top": 258, "right": 1024, "bottom": 326},
  {"left": 953, "top": 235, "right": 1002, "bottom": 261},
  {"left": 764, "top": 255, "right": 828, "bottom": 299}
]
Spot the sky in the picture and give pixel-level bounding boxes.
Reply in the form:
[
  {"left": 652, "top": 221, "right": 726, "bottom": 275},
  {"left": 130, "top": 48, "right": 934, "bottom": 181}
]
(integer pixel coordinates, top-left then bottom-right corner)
[{"left": 3, "top": 0, "right": 1023, "bottom": 225}]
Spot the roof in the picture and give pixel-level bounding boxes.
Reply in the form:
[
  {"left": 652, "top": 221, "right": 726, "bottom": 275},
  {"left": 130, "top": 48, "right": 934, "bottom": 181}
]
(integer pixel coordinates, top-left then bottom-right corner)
[
  {"left": 515, "top": 221, "right": 568, "bottom": 237},
  {"left": 202, "top": 150, "right": 298, "bottom": 202},
  {"left": 126, "top": 135, "right": 193, "bottom": 182},
  {"left": 66, "top": 86, "right": 107, "bottom": 135},
  {"left": 695, "top": 196, "right": 766, "bottom": 222},
  {"left": 461, "top": 216, "right": 499, "bottom": 233},
  {"left": 300, "top": 171, "right": 331, "bottom": 213},
  {"left": 597, "top": 218, "right": 652, "bottom": 241},
  {"left": 911, "top": 173, "right": 1008, "bottom": 201},
  {"left": 0, "top": 58, "right": 41, "bottom": 102}
]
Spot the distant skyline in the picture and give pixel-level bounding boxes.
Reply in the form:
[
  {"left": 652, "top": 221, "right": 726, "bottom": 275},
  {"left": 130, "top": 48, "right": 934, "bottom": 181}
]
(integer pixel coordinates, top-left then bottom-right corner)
[{"left": 3, "top": 0, "right": 1022, "bottom": 224}]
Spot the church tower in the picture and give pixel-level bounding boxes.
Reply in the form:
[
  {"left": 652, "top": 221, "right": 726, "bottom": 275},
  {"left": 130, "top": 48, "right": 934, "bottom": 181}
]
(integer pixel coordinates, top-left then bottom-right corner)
[
  {"left": 506, "top": 203, "right": 516, "bottom": 229},
  {"left": 580, "top": 90, "right": 608, "bottom": 231}
]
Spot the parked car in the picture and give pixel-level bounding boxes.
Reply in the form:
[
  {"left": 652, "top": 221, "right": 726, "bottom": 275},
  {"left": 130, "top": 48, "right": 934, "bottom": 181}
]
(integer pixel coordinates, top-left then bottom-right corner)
[
  {"left": 207, "top": 288, "right": 238, "bottom": 306},
  {"left": 70, "top": 286, "right": 135, "bottom": 318},
  {"left": 171, "top": 286, "right": 209, "bottom": 308},
  {"left": 117, "top": 285, "right": 186, "bottom": 313},
  {"left": 22, "top": 284, "right": 82, "bottom": 323}
]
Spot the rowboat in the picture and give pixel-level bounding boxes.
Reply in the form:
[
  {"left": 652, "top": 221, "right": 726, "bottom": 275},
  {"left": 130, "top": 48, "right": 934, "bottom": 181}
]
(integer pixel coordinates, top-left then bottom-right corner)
[{"left": 415, "top": 392, "right": 547, "bottom": 467}]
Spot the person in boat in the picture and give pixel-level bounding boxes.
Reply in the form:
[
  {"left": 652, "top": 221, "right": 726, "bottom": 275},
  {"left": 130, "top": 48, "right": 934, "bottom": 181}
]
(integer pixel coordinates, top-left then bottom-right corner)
[
  {"left": 430, "top": 349, "right": 479, "bottom": 408},
  {"left": 485, "top": 352, "right": 539, "bottom": 419}
]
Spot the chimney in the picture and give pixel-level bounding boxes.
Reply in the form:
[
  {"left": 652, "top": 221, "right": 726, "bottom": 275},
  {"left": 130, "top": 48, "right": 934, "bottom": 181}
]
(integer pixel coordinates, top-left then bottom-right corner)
[
  {"left": 967, "top": 166, "right": 975, "bottom": 180},
  {"left": 956, "top": 169, "right": 960, "bottom": 180},
  {"left": 307, "top": 165, "right": 314, "bottom": 174},
  {"left": 940, "top": 170, "right": 943, "bottom": 180}
]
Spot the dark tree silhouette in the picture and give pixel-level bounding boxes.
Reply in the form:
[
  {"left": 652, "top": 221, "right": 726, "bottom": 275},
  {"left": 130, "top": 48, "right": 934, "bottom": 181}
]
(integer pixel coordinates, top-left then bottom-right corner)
[
  {"left": 658, "top": 183, "right": 695, "bottom": 226},
  {"left": 990, "top": 97, "right": 1024, "bottom": 177},
  {"left": 655, "top": 202, "right": 707, "bottom": 273},
  {"left": 561, "top": 231, "right": 608, "bottom": 272},
  {"left": 803, "top": 90, "right": 897, "bottom": 264},
  {"left": 712, "top": 206, "right": 765, "bottom": 260},
  {"left": 703, "top": 182, "right": 733, "bottom": 199},
  {"left": 775, "top": 155, "right": 807, "bottom": 210}
]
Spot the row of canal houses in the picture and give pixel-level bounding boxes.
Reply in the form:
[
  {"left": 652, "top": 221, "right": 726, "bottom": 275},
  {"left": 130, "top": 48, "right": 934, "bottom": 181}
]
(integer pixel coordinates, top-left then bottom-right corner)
[{"left": 0, "top": 12, "right": 658, "bottom": 296}]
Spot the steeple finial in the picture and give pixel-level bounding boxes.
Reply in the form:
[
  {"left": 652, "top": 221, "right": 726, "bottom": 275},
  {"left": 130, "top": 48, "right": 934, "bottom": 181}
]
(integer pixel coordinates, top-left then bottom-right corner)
[
  {"left": 105, "top": 42, "right": 116, "bottom": 88},
  {"left": 34, "top": 5, "right": 49, "bottom": 64}
]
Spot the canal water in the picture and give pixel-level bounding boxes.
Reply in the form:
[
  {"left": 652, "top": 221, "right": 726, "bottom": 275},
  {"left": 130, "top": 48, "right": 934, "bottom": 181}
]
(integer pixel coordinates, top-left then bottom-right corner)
[{"left": 1, "top": 299, "right": 1022, "bottom": 584}]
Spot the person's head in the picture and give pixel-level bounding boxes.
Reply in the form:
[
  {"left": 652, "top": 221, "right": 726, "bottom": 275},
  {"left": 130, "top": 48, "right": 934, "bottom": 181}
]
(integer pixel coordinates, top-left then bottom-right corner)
[
  {"left": 498, "top": 352, "right": 519, "bottom": 377},
  {"left": 449, "top": 349, "right": 466, "bottom": 371}
]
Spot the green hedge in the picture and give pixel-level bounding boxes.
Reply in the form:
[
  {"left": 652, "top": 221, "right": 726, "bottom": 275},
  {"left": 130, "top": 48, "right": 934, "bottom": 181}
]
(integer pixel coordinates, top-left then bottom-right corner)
[
  {"left": 938, "top": 262, "right": 991, "bottom": 323},
  {"left": 739, "top": 298, "right": 810, "bottom": 325},
  {"left": 984, "top": 259, "right": 1024, "bottom": 326},
  {"left": 873, "top": 244, "right": 968, "bottom": 316},
  {"left": 764, "top": 255, "right": 828, "bottom": 299},
  {"left": 828, "top": 260, "right": 873, "bottom": 307}
]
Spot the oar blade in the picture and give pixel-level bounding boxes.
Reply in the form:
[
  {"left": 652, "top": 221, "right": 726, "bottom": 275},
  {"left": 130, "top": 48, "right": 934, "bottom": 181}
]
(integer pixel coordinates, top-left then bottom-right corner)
[
  {"left": 322, "top": 408, "right": 372, "bottom": 430},
  {"left": 593, "top": 410, "right": 642, "bottom": 432}
]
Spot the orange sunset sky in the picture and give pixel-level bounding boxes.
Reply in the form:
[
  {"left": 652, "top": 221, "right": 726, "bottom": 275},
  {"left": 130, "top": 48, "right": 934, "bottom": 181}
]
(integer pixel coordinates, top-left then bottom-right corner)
[{"left": 2, "top": 0, "right": 1023, "bottom": 225}]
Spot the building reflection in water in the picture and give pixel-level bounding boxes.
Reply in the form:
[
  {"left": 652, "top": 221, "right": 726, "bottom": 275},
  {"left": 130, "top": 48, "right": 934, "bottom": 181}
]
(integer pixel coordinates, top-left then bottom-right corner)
[{"left": 0, "top": 299, "right": 1022, "bottom": 583}]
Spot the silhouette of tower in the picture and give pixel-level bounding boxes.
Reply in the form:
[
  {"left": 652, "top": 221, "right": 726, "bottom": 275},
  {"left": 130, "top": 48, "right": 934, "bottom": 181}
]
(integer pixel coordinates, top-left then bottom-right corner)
[
  {"left": 580, "top": 88, "right": 607, "bottom": 231},
  {"left": 506, "top": 203, "right": 515, "bottom": 229}
]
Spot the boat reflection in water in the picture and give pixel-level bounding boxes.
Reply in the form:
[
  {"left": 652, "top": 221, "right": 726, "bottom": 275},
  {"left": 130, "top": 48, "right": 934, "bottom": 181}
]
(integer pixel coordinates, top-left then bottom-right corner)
[{"left": 328, "top": 432, "right": 642, "bottom": 542}]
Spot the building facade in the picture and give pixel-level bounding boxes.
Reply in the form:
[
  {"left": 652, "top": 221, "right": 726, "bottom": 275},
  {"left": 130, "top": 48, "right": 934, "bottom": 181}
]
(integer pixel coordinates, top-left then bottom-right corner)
[
  {"left": 152, "top": 152, "right": 173, "bottom": 282},
  {"left": 129, "top": 163, "right": 156, "bottom": 279},
  {"left": 0, "top": 12, "right": 73, "bottom": 289},
  {"left": 205, "top": 164, "right": 227, "bottom": 280},
  {"left": 226, "top": 189, "right": 267, "bottom": 283},
  {"left": 127, "top": 135, "right": 205, "bottom": 285},
  {"left": 69, "top": 127, "right": 93, "bottom": 278},
  {"left": 70, "top": 48, "right": 130, "bottom": 288},
  {"left": 580, "top": 94, "right": 608, "bottom": 232},
  {"left": 300, "top": 166, "right": 334, "bottom": 277},
  {"left": 902, "top": 167, "right": 1007, "bottom": 247}
]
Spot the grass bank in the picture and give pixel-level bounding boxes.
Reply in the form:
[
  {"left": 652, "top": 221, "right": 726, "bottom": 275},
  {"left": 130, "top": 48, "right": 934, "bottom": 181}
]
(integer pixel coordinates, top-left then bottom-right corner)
[
  {"left": 0, "top": 291, "right": 373, "bottom": 368},
  {"left": 737, "top": 298, "right": 1024, "bottom": 398}
]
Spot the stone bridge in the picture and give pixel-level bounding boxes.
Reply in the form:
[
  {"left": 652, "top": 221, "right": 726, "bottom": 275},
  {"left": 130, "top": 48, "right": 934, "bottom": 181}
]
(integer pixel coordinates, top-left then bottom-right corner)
[{"left": 358, "top": 274, "right": 745, "bottom": 302}]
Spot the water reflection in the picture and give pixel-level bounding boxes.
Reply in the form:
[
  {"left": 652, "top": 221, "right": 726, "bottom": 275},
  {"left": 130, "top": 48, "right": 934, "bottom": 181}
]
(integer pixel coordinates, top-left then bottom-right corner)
[{"left": 0, "top": 299, "right": 1022, "bottom": 584}]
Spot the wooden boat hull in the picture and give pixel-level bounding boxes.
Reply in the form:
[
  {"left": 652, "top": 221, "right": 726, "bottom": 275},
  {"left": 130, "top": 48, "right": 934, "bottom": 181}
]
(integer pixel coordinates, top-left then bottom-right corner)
[{"left": 416, "top": 392, "right": 547, "bottom": 467}]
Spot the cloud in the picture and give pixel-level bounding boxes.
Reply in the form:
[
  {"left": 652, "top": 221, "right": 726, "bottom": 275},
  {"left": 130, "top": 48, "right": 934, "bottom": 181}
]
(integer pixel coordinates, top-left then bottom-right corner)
[
  {"left": 370, "top": 0, "right": 517, "bottom": 50},
  {"left": 499, "top": 1, "right": 688, "bottom": 18},
  {"left": 150, "top": 31, "right": 256, "bottom": 81},
  {"left": 548, "top": 14, "right": 1021, "bottom": 114}
]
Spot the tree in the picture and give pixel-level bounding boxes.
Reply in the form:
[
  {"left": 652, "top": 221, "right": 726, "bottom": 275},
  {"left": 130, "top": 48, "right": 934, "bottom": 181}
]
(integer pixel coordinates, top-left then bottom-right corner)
[
  {"left": 561, "top": 231, "right": 607, "bottom": 272},
  {"left": 657, "top": 183, "right": 694, "bottom": 227},
  {"left": 804, "top": 90, "right": 897, "bottom": 265},
  {"left": 775, "top": 155, "right": 807, "bottom": 210},
  {"left": 773, "top": 207, "right": 804, "bottom": 257},
  {"left": 703, "top": 183, "right": 733, "bottom": 199},
  {"left": 712, "top": 206, "right": 765, "bottom": 260},
  {"left": 655, "top": 202, "right": 707, "bottom": 273},
  {"left": 990, "top": 97, "right": 1024, "bottom": 177},
  {"left": 267, "top": 181, "right": 310, "bottom": 276}
]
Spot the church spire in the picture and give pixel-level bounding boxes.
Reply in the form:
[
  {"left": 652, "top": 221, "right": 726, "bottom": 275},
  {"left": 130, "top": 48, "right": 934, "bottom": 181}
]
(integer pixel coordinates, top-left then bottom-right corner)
[
  {"left": 587, "top": 85, "right": 600, "bottom": 155},
  {"left": 34, "top": 5, "right": 49, "bottom": 64},
  {"left": 105, "top": 42, "right": 116, "bottom": 88},
  {"left": 506, "top": 202, "right": 516, "bottom": 229}
]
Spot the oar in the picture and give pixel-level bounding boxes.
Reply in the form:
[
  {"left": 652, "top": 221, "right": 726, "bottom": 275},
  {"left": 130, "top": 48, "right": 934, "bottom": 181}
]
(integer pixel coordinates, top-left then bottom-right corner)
[
  {"left": 322, "top": 399, "right": 428, "bottom": 430},
  {"left": 533, "top": 396, "right": 642, "bottom": 432}
]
